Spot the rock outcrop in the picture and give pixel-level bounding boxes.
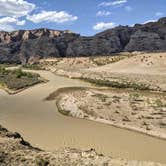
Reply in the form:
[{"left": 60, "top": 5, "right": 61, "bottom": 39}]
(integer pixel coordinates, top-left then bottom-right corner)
[{"left": 1, "top": 17, "right": 166, "bottom": 64}]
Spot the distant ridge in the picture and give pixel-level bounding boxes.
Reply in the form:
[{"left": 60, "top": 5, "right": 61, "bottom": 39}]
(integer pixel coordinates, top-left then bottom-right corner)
[{"left": 0, "top": 17, "right": 166, "bottom": 64}]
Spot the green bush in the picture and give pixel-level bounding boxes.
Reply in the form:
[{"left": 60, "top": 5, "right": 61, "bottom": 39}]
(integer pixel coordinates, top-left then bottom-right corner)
[
  {"left": 22, "top": 64, "right": 42, "bottom": 70},
  {"left": 0, "top": 67, "right": 8, "bottom": 75},
  {"left": 81, "top": 77, "right": 150, "bottom": 91},
  {"left": 0, "top": 68, "right": 42, "bottom": 90}
]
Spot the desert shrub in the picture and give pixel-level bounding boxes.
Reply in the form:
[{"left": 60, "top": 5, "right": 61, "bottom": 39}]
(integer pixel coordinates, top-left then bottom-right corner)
[
  {"left": 22, "top": 64, "right": 42, "bottom": 70},
  {"left": 81, "top": 77, "right": 150, "bottom": 91},
  {"left": 0, "top": 67, "right": 8, "bottom": 75},
  {"left": 0, "top": 68, "right": 41, "bottom": 90},
  {"left": 35, "top": 157, "right": 49, "bottom": 166},
  {"left": 155, "top": 99, "right": 164, "bottom": 107},
  {"left": 12, "top": 68, "right": 26, "bottom": 78}
]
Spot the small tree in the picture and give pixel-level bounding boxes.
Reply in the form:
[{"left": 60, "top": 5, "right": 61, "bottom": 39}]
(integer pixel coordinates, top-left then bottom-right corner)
[{"left": 14, "top": 69, "right": 25, "bottom": 78}]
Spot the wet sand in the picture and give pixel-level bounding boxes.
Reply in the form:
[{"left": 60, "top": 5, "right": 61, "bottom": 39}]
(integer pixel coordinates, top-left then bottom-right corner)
[{"left": 0, "top": 70, "right": 166, "bottom": 164}]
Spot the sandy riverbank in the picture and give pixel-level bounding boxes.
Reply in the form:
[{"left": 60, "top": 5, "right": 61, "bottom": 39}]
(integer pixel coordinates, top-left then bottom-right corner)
[{"left": 48, "top": 87, "right": 166, "bottom": 140}]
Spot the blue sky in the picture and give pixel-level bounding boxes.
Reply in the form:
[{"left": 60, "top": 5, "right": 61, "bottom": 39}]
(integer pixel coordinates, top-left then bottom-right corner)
[{"left": 0, "top": 0, "right": 166, "bottom": 36}]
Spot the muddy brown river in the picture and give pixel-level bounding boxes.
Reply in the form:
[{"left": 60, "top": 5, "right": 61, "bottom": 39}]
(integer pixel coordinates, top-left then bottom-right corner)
[{"left": 0, "top": 70, "right": 166, "bottom": 164}]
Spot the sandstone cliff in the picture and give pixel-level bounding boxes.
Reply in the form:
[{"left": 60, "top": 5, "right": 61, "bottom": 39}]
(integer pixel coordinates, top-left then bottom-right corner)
[{"left": 0, "top": 17, "right": 166, "bottom": 64}]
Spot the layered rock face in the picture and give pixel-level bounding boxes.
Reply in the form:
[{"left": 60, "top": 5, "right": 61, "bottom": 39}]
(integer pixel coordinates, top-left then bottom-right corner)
[
  {"left": 0, "top": 29, "right": 79, "bottom": 64},
  {"left": 0, "top": 17, "right": 166, "bottom": 64}
]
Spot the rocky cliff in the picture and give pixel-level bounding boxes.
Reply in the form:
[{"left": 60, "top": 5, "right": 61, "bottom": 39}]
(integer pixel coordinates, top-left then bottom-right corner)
[{"left": 0, "top": 17, "right": 166, "bottom": 64}]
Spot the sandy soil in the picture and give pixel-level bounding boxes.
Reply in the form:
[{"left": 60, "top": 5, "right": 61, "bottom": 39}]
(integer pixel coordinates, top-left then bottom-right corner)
[
  {"left": 40, "top": 52, "right": 166, "bottom": 92},
  {"left": 83, "top": 52, "right": 166, "bottom": 92},
  {"left": 48, "top": 87, "right": 166, "bottom": 140},
  {"left": 89, "top": 52, "right": 166, "bottom": 75},
  {"left": 0, "top": 125, "right": 165, "bottom": 166},
  {"left": 39, "top": 52, "right": 132, "bottom": 72}
]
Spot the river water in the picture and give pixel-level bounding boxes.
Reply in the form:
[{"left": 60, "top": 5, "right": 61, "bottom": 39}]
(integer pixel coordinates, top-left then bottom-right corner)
[{"left": 0, "top": 70, "right": 166, "bottom": 164}]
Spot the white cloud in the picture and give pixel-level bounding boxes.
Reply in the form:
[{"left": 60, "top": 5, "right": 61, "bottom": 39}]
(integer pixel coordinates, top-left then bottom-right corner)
[
  {"left": 125, "top": 6, "right": 133, "bottom": 12},
  {"left": 0, "top": 24, "right": 15, "bottom": 31},
  {"left": 99, "top": 0, "right": 127, "bottom": 7},
  {"left": 27, "top": 10, "right": 78, "bottom": 23},
  {"left": 96, "top": 11, "right": 111, "bottom": 16},
  {"left": 0, "top": 17, "right": 25, "bottom": 31},
  {"left": 0, "top": 0, "right": 35, "bottom": 18},
  {"left": 0, "top": 17, "right": 25, "bottom": 25},
  {"left": 0, "top": 0, "right": 34, "bottom": 31},
  {"left": 93, "top": 22, "right": 116, "bottom": 30},
  {"left": 155, "top": 12, "right": 163, "bottom": 17},
  {"left": 143, "top": 19, "right": 157, "bottom": 24}
]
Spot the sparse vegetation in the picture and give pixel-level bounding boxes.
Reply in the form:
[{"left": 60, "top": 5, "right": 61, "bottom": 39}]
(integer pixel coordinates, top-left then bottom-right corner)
[
  {"left": 81, "top": 77, "right": 151, "bottom": 91},
  {"left": 129, "top": 93, "right": 141, "bottom": 102},
  {"left": 92, "top": 93, "right": 108, "bottom": 102},
  {"left": 53, "top": 86, "right": 166, "bottom": 141},
  {"left": 90, "top": 54, "right": 132, "bottom": 66},
  {"left": 22, "top": 64, "right": 42, "bottom": 70},
  {"left": 0, "top": 67, "right": 42, "bottom": 90},
  {"left": 159, "top": 121, "right": 166, "bottom": 128},
  {"left": 154, "top": 99, "right": 165, "bottom": 107},
  {"left": 0, "top": 63, "right": 17, "bottom": 68},
  {"left": 35, "top": 156, "right": 49, "bottom": 166}
]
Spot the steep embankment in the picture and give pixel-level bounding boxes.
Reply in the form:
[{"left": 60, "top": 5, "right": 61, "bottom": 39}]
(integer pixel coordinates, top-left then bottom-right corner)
[{"left": 1, "top": 17, "right": 166, "bottom": 63}]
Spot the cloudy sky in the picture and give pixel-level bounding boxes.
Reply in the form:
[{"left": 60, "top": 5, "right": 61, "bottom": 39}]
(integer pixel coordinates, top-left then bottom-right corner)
[{"left": 0, "top": 0, "right": 165, "bottom": 35}]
